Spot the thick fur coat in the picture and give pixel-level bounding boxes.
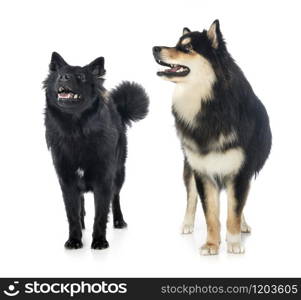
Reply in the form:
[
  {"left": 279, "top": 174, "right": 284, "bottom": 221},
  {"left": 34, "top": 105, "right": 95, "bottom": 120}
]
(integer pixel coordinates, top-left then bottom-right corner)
[
  {"left": 44, "top": 52, "right": 149, "bottom": 249},
  {"left": 153, "top": 20, "right": 271, "bottom": 255}
]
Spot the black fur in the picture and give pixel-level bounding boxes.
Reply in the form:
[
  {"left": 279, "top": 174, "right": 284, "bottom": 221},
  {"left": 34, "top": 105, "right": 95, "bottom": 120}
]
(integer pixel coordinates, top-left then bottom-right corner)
[
  {"left": 111, "top": 81, "right": 149, "bottom": 126},
  {"left": 43, "top": 52, "right": 149, "bottom": 249},
  {"left": 180, "top": 22, "right": 271, "bottom": 214}
]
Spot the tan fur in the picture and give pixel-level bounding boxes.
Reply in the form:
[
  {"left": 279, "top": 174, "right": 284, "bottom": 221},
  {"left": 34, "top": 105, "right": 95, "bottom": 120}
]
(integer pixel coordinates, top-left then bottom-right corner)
[
  {"left": 225, "top": 181, "right": 248, "bottom": 254},
  {"left": 158, "top": 48, "right": 216, "bottom": 125},
  {"left": 182, "top": 173, "right": 198, "bottom": 234},
  {"left": 160, "top": 48, "right": 196, "bottom": 61},
  {"left": 241, "top": 214, "right": 251, "bottom": 233},
  {"left": 200, "top": 179, "right": 220, "bottom": 255},
  {"left": 181, "top": 37, "right": 191, "bottom": 45},
  {"left": 226, "top": 182, "right": 241, "bottom": 234},
  {"left": 207, "top": 22, "right": 218, "bottom": 49},
  {"left": 160, "top": 48, "right": 204, "bottom": 63}
]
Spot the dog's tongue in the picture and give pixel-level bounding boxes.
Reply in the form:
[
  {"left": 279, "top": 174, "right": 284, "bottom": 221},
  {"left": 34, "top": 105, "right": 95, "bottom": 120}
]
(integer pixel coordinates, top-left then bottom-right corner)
[
  {"left": 167, "top": 66, "right": 181, "bottom": 72},
  {"left": 59, "top": 93, "right": 72, "bottom": 99}
]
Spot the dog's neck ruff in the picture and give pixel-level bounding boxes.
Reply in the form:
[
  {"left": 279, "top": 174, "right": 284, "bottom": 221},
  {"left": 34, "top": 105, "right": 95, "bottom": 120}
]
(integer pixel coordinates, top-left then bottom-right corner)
[{"left": 172, "top": 64, "right": 216, "bottom": 126}]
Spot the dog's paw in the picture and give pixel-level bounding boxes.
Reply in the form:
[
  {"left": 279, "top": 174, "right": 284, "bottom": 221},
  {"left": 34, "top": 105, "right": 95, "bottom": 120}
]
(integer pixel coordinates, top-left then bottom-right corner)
[
  {"left": 241, "top": 215, "right": 251, "bottom": 233},
  {"left": 241, "top": 222, "right": 251, "bottom": 233},
  {"left": 181, "top": 223, "right": 194, "bottom": 234},
  {"left": 114, "top": 219, "right": 127, "bottom": 229},
  {"left": 64, "top": 238, "right": 83, "bottom": 249},
  {"left": 227, "top": 242, "right": 245, "bottom": 254},
  {"left": 200, "top": 243, "right": 219, "bottom": 255},
  {"left": 91, "top": 237, "right": 109, "bottom": 250}
]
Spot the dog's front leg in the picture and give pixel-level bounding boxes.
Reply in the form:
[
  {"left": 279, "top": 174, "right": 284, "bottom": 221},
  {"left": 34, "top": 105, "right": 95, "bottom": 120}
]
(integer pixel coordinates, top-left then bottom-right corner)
[
  {"left": 226, "top": 175, "right": 250, "bottom": 254},
  {"left": 60, "top": 182, "right": 83, "bottom": 249},
  {"left": 91, "top": 180, "right": 113, "bottom": 250},
  {"left": 195, "top": 175, "right": 221, "bottom": 255}
]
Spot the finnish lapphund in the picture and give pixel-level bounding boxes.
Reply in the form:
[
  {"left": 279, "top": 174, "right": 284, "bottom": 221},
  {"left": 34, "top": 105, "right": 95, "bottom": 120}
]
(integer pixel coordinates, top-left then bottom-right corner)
[
  {"left": 44, "top": 52, "right": 149, "bottom": 249},
  {"left": 153, "top": 20, "right": 271, "bottom": 255}
]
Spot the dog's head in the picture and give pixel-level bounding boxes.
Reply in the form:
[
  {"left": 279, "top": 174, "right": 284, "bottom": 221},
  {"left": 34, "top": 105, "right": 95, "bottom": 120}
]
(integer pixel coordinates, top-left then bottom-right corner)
[
  {"left": 44, "top": 52, "right": 106, "bottom": 113},
  {"left": 153, "top": 20, "right": 225, "bottom": 84}
]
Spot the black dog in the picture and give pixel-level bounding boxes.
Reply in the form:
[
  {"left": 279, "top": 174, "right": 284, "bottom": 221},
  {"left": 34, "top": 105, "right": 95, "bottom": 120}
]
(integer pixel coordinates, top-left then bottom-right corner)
[
  {"left": 43, "top": 52, "right": 149, "bottom": 249},
  {"left": 153, "top": 20, "right": 272, "bottom": 254}
]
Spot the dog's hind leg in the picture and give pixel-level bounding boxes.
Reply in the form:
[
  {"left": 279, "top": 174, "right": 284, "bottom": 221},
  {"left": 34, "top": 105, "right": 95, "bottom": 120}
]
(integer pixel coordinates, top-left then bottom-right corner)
[
  {"left": 80, "top": 195, "right": 86, "bottom": 230},
  {"left": 91, "top": 179, "right": 113, "bottom": 250},
  {"left": 181, "top": 159, "right": 198, "bottom": 234},
  {"left": 113, "top": 166, "right": 127, "bottom": 229},
  {"left": 241, "top": 213, "right": 251, "bottom": 233},
  {"left": 113, "top": 195, "right": 127, "bottom": 228},
  {"left": 195, "top": 175, "right": 221, "bottom": 255},
  {"left": 226, "top": 175, "right": 250, "bottom": 254}
]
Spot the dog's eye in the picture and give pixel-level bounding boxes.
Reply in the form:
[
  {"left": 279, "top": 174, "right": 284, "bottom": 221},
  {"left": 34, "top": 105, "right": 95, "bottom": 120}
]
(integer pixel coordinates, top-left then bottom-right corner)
[
  {"left": 184, "top": 44, "right": 193, "bottom": 52},
  {"left": 77, "top": 74, "right": 86, "bottom": 81}
]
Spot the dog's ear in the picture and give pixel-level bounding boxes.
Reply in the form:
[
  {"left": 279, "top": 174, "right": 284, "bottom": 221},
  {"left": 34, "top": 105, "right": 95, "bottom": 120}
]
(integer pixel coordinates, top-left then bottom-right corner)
[
  {"left": 87, "top": 57, "right": 106, "bottom": 77},
  {"left": 183, "top": 27, "right": 191, "bottom": 35},
  {"left": 49, "top": 52, "right": 67, "bottom": 71},
  {"left": 207, "top": 19, "right": 221, "bottom": 49}
]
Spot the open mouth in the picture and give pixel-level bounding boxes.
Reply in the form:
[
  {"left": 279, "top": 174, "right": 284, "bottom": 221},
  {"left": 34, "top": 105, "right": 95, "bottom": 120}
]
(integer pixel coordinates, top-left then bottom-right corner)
[
  {"left": 57, "top": 87, "right": 82, "bottom": 106},
  {"left": 155, "top": 59, "right": 190, "bottom": 77}
]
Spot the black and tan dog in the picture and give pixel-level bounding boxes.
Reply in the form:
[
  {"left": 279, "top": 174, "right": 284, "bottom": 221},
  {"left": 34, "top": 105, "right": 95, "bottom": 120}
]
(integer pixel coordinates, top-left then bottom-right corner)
[{"left": 153, "top": 20, "right": 271, "bottom": 255}]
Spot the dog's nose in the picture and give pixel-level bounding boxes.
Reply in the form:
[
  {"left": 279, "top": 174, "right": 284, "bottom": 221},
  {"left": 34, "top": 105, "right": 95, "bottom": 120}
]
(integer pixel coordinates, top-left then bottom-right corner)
[
  {"left": 59, "top": 74, "right": 71, "bottom": 82},
  {"left": 153, "top": 46, "right": 161, "bottom": 54}
]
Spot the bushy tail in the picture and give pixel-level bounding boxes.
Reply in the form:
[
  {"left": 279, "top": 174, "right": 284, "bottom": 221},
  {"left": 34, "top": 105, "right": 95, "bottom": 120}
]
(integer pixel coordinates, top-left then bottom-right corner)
[{"left": 111, "top": 81, "right": 149, "bottom": 126}]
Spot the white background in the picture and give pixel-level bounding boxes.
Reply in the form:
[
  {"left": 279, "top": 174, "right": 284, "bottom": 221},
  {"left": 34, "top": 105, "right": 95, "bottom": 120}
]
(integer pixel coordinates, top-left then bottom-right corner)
[{"left": 0, "top": 0, "right": 300, "bottom": 277}]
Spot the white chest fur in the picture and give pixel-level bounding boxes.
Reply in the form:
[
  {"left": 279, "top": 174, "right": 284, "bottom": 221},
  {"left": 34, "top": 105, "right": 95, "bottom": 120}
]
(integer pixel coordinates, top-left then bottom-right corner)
[
  {"left": 172, "top": 82, "right": 214, "bottom": 126},
  {"left": 184, "top": 147, "right": 245, "bottom": 177},
  {"left": 172, "top": 58, "right": 216, "bottom": 126},
  {"left": 76, "top": 168, "right": 84, "bottom": 178},
  {"left": 171, "top": 56, "right": 243, "bottom": 177},
  {"left": 173, "top": 84, "right": 203, "bottom": 125}
]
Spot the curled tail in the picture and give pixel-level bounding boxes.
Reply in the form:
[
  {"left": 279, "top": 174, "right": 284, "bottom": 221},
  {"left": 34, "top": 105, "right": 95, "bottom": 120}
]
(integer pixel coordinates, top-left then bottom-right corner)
[{"left": 111, "top": 81, "right": 149, "bottom": 125}]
